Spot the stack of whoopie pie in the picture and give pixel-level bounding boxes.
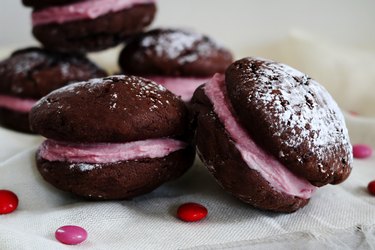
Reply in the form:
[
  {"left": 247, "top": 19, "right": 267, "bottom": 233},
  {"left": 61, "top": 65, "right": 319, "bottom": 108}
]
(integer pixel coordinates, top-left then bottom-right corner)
[{"left": 13, "top": 0, "right": 199, "bottom": 199}]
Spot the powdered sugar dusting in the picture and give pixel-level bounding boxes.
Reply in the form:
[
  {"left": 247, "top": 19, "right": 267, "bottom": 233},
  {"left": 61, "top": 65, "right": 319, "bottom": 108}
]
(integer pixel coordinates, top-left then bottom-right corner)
[
  {"left": 32, "top": 77, "right": 98, "bottom": 110},
  {"left": 14, "top": 54, "right": 39, "bottom": 74},
  {"left": 110, "top": 92, "right": 118, "bottom": 110},
  {"left": 141, "top": 30, "right": 222, "bottom": 64},
  {"left": 0, "top": 50, "right": 42, "bottom": 95},
  {"left": 126, "top": 75, "right": 171, "bottom": 111},
  {"left": 238, "top": 57, "right": 353, "bottom": 170},
  {"left": 69, "top": 163, "right": 102, "bottom": 172},
  {"left": 33, "top": 75, "right": 172, "bottom": 113}
]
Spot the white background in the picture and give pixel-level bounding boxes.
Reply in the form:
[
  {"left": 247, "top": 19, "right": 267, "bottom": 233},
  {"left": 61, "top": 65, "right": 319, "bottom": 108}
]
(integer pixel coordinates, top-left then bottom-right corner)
[{"left": 0, "top": 0, "right": 374, "bottom": 55}]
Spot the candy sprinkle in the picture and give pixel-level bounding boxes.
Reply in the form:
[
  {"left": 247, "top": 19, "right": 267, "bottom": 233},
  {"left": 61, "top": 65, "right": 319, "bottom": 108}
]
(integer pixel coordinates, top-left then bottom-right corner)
[
  {"left": 368, "top": 181, "right": 375, "bottom": 196},
  {"left": 0, "top": 190, "right": 18, "bottom": 215},
  {"left": 55, "top": 225, "right": 87, "bottom": 245},
  {"left": 177, "top": 202, "right": 208, "bottom": 222},
  {"left": 353, "top": 144, "right": 373, "bottom": 159}
]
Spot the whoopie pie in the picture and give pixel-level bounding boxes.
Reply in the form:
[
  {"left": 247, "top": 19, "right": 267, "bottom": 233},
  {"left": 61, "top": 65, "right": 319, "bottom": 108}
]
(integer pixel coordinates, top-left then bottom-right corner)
[
  {"left": 119, "top": 28, "right": 233, "bottom": 101},
  {"left": 30, "top": 75, "right": 195, "bottom": 200},
  {"left": 191, "top": 57, "right": 353, "bottom": 212},
  {"left": 31, "top": 0, "right": 157, "bottom": 53},
  {"left": 0, "top": 47, "right": 107, "bottom": 133}
]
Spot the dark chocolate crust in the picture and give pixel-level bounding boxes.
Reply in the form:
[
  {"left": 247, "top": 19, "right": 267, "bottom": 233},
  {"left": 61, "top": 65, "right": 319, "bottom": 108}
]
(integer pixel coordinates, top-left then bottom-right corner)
[
  {"left": 32, "top": 4, "right": 156, "bottom": 53},
  {"left": 191, "top": 86, "right": 308, "bottom": 213},
  {"left": 30, "top": 75, "right": 190, "bottom": 143},
  {"left": 0, "top": 108, "right": 31, "bottom": 133},
  {"left": 0, "top": 47, "right": 107, "bottom": 99},
  {"left": 36, "top": 146, "right": 195, "bottom": 200},
  {"left": 119, "top": 28, "right": 233, "bottom": 77},
  {"left": 22, "top": 0, "right": 78, "bottom": 9},
  {"left": 225, "top": 58, "right": 352, "bottom": 186}
]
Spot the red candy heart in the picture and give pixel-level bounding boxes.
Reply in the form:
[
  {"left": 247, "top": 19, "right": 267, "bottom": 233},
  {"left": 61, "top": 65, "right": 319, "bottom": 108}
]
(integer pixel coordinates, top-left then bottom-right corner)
[
  {"left": 177, "top": 202, "right": 208, "bottom": 222},
  {"left": 0, "top": 190, "right": 19, "bottom": 215},
  {"left": 368, "top": 181, "right": 375, "bottom": 196}
]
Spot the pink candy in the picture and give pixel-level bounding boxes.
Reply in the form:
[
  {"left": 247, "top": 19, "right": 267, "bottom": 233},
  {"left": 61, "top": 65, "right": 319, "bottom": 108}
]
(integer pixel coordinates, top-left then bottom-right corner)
[
  {"left": 55, "top": 225, "right": 87, "bottom": 245},
  {"left": 353, "top": 144, "right": 373, "bottom": 159}
]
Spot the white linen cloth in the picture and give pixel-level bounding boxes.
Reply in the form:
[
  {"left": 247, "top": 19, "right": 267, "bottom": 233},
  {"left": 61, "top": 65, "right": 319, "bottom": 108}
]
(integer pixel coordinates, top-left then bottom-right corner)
[{"left": 1, "top": 32, "right": 375, "bottom": 249}]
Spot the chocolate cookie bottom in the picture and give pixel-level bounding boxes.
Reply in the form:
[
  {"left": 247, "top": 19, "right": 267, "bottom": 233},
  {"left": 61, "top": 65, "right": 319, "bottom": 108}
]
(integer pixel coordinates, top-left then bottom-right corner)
[
  {"left": 36, "top": 146, "right": 195, "bottom": 200},
  {"left": 0, "top": 108, "right": 32, "bottom": 134},
  {"left": 192, "top": 86, "right": 309, "bottom": 213}
]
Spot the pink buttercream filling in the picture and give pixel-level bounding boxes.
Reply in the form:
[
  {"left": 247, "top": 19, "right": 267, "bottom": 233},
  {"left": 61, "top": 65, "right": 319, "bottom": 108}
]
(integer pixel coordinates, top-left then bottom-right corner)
[
  {"left": 38, "top": 138, "right": 187, "bottom": 163},
  {"left": 0, "top": 95, "right": 37, "bottom": 113},
  {"left": 147, "top": 76, "right": 210, "bottom": 102},
  {"left": 204, "top": 74, "right": 317, "bottom": 199},
  {"left": 32, "top": 0, "right": 156, "bottom": 26}
]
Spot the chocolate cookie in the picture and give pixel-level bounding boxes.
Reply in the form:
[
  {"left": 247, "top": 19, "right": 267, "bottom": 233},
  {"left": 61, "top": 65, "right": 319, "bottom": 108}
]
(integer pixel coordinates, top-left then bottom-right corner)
[
  {"left": 22, "top": 0, "right": 78, "bottom": 9},
  {"left": 30, "top": 75, "right": 195, "bottom": 200},
  {"left": 32, "top": 0, "right": 157, "bottom": 53},
  {"left": 119, "top": 28, "right": 233, "bottom": 101},
  {"left": 119, "top": 28, "right": 233, "bottom": 77},
  {"left": 191, "top": 57, "right": 353, "bottom": 213},
  {"left": 0, "top": 47, "right": 107, "bottom": 133}
]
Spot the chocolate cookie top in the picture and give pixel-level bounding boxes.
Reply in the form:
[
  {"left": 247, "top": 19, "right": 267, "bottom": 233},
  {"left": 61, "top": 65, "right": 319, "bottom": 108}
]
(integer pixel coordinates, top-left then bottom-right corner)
[
  {"left": 225, "top": 57, "right": 352, "bottom": 186},
  {"left": 22, "top": 0, "right": 78, "bottom": 9},
  {"left": 119, "top": 28, "right": 233, "bottom": 77},
  {"left": 30, "top": 75, "right": 189, "bottom": 143},
  {"left": 0, "top": 47, "right": 107, "bottom": 99}
]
